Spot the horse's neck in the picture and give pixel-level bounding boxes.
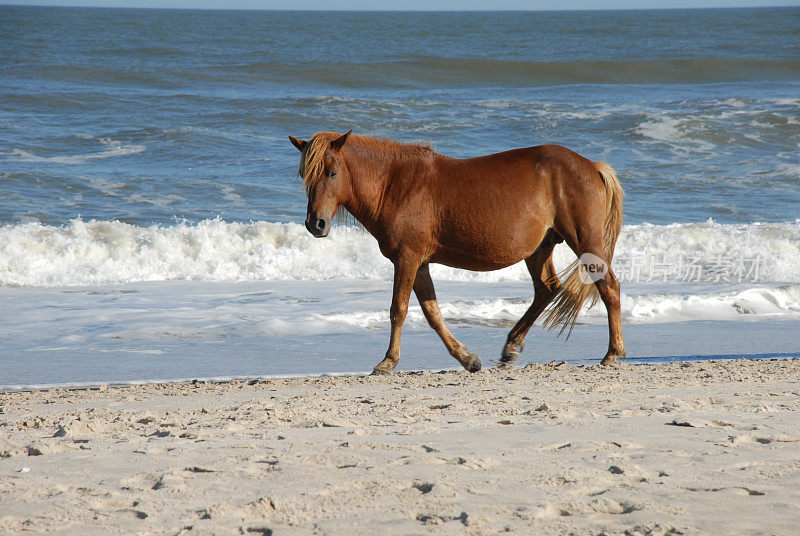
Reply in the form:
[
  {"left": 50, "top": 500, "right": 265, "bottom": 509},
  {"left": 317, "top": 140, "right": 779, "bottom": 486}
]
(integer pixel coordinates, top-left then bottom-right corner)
[{"left": 343, "top": 148, "right": 398, "bottom": 233}]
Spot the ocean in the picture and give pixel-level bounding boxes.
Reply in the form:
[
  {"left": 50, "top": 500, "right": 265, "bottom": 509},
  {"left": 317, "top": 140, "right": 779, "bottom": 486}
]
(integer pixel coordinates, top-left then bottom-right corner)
[{"left": 1, "top": 6, "right": 799, "bottom": 388}]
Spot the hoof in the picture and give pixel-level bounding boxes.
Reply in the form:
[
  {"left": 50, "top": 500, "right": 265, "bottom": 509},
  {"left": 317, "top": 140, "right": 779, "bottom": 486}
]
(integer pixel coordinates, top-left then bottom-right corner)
[
  {"left": 371, "top": 366, "right": 393, "bottom": 376},
  {"left": 463, "top": 353, "right": 482, "bottom": 373},
  {"left": 498, "top": 350, "right": 519, "bottom": 369},
  {"left": 499, "top": 342, "right": 523, "bottom": 368},
  {"left": 600, "top": 351, "right": 625, "bottom": 366}
]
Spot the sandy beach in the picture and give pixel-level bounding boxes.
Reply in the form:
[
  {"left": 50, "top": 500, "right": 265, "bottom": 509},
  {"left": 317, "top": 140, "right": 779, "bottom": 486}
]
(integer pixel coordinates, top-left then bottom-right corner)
[{"left": 1, "top": 359, "right": 799, "bottom": 535}]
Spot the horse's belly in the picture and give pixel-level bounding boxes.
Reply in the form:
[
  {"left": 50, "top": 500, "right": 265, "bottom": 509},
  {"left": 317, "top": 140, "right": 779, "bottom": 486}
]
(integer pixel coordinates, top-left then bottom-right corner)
[
  {"left": 430, "top": 217, "right": 548, "bottom": 271},
  {"left": 431, "top": 242, "right": 533, "bottom": 272}
]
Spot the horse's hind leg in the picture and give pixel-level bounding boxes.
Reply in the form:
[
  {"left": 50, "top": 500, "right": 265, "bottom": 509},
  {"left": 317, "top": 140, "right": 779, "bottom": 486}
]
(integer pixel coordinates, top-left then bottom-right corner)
[
  {"left": 561, "top": 233, "right": 625, "bottom": 366},
  {"left": 413, "top": 264, "right": 481, "bottom": 372},
  {"left": 499, "top": 233, "right": 561, "bottom": 368},
  {"left": 596, "top": 267, "right": 625, "bottom": 365}
]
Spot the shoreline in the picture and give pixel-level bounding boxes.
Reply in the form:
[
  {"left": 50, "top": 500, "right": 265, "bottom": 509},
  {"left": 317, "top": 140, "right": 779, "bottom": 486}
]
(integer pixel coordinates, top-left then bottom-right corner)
[
  {"left": 3, "top": 353, "right": 799, "bottom": 393},
  {"left": 2, "top": 359, "right": 799, "bottom": 535}
]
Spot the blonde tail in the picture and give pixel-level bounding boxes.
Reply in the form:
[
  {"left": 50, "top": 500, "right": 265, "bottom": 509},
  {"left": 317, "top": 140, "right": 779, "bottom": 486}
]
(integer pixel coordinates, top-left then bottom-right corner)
[{"left": 542, "top": 162, "right": 624, "bottom": 337}]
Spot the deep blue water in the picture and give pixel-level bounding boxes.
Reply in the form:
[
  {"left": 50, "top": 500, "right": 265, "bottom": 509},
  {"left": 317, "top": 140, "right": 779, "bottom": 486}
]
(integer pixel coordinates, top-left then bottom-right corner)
[{"left": 1, "top": 6, "right": 799, "bottom": 227}]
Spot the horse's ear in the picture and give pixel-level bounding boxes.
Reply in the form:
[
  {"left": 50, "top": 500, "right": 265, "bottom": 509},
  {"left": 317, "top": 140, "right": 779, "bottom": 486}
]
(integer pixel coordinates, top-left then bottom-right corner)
[
  {"left": 330, "top": 129, "right": 352, "bottom": 152},
  {"left": 289, "top": 135, "right": 307, "bottom": 152}
]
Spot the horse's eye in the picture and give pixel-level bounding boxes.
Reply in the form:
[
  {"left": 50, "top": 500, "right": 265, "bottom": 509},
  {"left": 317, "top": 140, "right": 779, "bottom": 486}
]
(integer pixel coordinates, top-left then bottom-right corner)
[{"left": 328, "top": 170, "right": 337, "bottom": 178}]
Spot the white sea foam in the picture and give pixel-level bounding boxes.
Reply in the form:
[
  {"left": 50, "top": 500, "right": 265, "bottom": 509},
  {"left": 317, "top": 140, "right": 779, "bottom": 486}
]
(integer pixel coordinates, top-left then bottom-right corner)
[
  {"left": 307, "top": 283, "right": 800, "bottom": 332},
  {"left": 5, "top": 137, "right": 145, "bottom": 164},
  {"left": 612, "top": 283, "right": 800, "bottom": 324},
  {"left": 635, "top": 115, "right": 716, "bottom": 152},
  {"left": 0, "top": 219, "right": 392, "bottom": 287},
  {"left": 1, "top": 218, "right": 799, "bottom": 287}
]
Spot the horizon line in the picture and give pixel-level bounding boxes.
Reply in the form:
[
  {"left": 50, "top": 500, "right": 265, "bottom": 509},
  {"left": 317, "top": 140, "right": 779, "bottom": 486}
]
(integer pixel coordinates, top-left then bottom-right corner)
[{"left": 1, "top": 3, "right": 798, "bottom": 12}]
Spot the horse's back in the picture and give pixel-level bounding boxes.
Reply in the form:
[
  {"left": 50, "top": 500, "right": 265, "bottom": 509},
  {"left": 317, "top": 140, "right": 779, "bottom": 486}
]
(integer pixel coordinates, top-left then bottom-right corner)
[
  {"left": 432, "top": 144, "right": 600, "bottom": 216},
  {"left": 422, "top": 144, "right": 604, "bottom": 270},
  {"left": 460, "top": 144, "right": 596, "bottom": 177}
]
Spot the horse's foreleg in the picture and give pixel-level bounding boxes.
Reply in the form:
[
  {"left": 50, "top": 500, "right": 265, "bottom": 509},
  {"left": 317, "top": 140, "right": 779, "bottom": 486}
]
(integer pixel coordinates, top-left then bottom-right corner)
[
  {"left": 500, "top": 241, "right": 560, "bottom": 368},
  {"left": 596, "top": 268, "right": 625, "bottom": 365},
  {"left": 372, "top": 256, "right": 419, "bottom": 375},
  {"left": 413, "top": 264, "right": 481, "bottom": 372}
]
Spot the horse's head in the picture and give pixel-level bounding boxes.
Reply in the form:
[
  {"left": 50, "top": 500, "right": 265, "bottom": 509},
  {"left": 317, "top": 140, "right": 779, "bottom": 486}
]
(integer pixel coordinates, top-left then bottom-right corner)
[{"left": 290, "top": 130, "right": 352, "bottom": 238}]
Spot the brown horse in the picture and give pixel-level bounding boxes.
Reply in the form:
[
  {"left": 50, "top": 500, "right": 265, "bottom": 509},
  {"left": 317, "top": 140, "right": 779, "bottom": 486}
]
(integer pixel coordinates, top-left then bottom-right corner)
[{"left": 289, "top": 131, "right": 625, "bottom": 374}]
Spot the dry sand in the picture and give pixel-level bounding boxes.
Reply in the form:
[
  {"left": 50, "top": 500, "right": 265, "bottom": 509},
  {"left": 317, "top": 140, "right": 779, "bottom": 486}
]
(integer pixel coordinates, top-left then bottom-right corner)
[{"left": 1, "top": 359, "right": 799, "bottom": 535}]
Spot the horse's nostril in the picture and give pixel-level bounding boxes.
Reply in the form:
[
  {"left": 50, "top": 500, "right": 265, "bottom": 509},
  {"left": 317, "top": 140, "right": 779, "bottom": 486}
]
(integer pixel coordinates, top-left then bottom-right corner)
[{"left": 317, "top": 219, "right": 326, "bottom": 231}]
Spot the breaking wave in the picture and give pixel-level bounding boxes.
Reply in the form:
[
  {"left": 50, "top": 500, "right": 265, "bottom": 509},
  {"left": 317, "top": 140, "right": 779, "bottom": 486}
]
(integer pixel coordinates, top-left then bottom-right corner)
[{"left": 1, "top": 218, "right": 799, "bottom": 287}]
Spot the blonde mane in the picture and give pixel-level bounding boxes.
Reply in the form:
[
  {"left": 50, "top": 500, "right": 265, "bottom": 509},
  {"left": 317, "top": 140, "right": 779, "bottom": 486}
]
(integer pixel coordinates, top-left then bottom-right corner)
[{"left": 298, "top": 132, "right": 433, "bottom": 193}]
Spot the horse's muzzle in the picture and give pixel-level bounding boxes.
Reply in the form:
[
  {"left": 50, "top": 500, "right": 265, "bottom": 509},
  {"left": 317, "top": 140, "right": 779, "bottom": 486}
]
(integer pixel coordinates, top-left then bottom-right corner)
[{"left": 305, "top": 214, "right": 330, "bottom": 238}]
